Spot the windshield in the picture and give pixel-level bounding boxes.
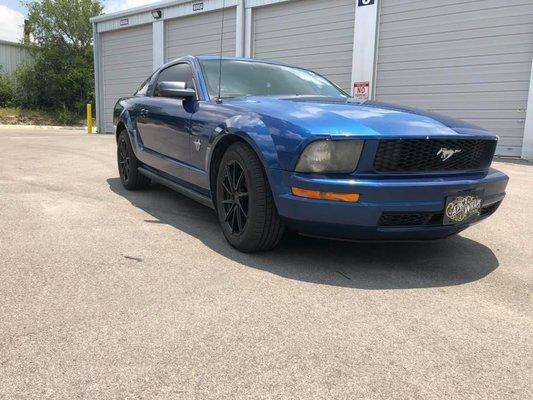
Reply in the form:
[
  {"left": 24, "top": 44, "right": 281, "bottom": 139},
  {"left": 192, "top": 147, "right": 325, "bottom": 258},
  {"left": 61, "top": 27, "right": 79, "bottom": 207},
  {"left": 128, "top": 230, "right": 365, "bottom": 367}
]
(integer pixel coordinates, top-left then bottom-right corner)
[{"left": 199, "top": 59, "right": 347, "bottom": 99}]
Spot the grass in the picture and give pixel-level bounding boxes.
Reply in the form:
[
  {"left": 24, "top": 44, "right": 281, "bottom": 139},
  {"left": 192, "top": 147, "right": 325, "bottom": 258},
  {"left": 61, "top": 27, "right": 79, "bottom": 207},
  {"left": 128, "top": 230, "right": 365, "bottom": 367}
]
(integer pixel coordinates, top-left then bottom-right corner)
[{"left": 0, "top": 107, "right": 85, "bottom": 126}]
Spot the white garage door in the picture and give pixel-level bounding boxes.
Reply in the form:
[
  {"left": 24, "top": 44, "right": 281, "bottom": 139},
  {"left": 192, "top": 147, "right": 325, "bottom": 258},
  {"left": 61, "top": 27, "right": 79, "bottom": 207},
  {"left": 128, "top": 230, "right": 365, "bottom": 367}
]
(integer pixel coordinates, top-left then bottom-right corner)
[
  {"left": 376, "top": 0, "right": 533, "bottom": 157},
  {"left": 253, "top": 0, "right": 356, "bottom": 93},
  {"left": 101, "top": 24, "right": 153, "bottom": 133},
  {"left": 166, "top": 9, "right": 236, "bottom": 61}
]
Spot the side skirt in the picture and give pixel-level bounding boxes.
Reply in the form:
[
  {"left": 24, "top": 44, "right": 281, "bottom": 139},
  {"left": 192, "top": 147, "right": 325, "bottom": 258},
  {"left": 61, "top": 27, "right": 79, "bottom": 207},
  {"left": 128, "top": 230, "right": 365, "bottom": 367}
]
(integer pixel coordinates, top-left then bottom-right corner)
[{"left": 138, "top": 167, "right": 215, "bottom": 210}]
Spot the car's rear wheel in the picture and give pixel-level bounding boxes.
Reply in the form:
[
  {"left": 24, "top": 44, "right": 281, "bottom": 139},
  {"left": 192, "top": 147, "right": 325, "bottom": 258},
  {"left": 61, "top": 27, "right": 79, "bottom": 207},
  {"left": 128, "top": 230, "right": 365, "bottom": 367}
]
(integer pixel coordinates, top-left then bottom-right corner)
[
  {"left": 117, "top": 129, "right": 151, "bottom": 190},
  {"left": 216, "top": 142, "right": 285, "bottom": 252}
]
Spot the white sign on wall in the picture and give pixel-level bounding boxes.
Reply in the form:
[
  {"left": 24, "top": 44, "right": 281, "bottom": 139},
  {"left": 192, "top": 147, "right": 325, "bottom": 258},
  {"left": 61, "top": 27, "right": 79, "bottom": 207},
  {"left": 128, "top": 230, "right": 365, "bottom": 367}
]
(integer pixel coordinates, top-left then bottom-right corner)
[{"left": 353, "top": 81, "right": 370, "bottom": 101}]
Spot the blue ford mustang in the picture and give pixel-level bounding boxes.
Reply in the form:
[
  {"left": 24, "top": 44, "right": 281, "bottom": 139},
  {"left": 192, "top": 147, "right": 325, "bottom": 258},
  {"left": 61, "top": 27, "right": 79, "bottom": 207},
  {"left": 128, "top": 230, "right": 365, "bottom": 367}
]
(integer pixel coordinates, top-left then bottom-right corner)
[{"left": 114, "top": 55, "right": 508, "bottom": 252}]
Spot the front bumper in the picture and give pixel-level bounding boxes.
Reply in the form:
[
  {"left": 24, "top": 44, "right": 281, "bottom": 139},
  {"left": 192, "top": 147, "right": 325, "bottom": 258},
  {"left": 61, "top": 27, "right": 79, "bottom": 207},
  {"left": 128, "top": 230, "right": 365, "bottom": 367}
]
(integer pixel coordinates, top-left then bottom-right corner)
[{"left": 269, "top": 168, "right": 508, "bottom": 241}]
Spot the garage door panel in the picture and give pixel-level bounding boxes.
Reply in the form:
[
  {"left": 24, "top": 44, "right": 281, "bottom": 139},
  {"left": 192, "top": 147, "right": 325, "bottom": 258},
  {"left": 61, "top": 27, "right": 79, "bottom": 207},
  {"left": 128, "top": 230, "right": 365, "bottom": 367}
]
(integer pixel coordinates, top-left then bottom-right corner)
[
  {"left": 382, "top": 0, "right": 532, "bottom": 14},
  {"left": 380, "top": 0, "right": 533, "bottom": 23},
  {"left": 378, "top": 82, "right": 529, "bottom": 96},
  {"left": 376, "top": 0, "right": 533, "bottom": 156},
  {"left": 255, "top": 5, "right": 355, "bottom": 28},
  {"left": 377, "top": 63, "right": 532, "bottom": 87},
  {"left": 166, "top": 9, "right": 236, "bottom": 60},
  {"left": 101, "top": 24, "right": 153, "bottom": 133},
  {"left": 255, "top": 19, "right": 355, "bottom": 40},
  {"left": 166, "top": 29, "right": 236, "bottom": 43},
  {"left": 379, "top": 34, "right": 532, "bottom": 58},
  {"left": 378, "top": 53, "right": 533, "bottom": 73},
  {"left": 166, "top": 16, "right": 236, "bottom": 39},
  {"left": 169, "top": 32, "right": 236, "bottom": 49},
  {"left": 255, "top": 33, "right": 353, "bottom": 54},
  {"left": 102, "top": 32, "right": 153, "bottom": 45},
  {"left": 381, "top": 25, "right": 533, "bottom": 49},
  {"left": 380, "top": 14, "right": 533, "bottom": 40},
  {"left": 167, "top": 44, "right": 235, "bottom": 59},
  {"left": 379, "top": 43, "right": 532, "bottom": 65},
  {"left": 102, "top": 39, "right": 153, "bottom": 52},
  {"left": 253, "top": 0, "right": 355, "bottom": 93},
  {"left": 255, "top": 0, "right": 353, "bottom": 19},
  {"left": 256, "top": 42, "right": 353, "bottom": 59}
]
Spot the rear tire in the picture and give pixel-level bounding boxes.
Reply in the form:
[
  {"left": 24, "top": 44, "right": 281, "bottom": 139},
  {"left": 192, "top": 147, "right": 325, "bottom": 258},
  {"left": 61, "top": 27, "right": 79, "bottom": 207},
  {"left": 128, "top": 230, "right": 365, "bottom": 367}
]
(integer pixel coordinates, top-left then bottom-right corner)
[
  {"left": 117, "top": 129, "right": 151, "bottom": 190},
  {"left": 216, "top": 142, "right": 285, "bottom": 252}
]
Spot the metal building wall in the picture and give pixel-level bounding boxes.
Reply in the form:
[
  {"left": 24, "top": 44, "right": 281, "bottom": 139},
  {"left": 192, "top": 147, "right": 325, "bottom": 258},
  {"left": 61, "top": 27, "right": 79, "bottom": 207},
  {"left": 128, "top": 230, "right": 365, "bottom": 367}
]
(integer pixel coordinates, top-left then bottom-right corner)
[
  {"left": 375, "top": 0, "right": 533, "bottom": 157},
  {"left": 252, "top": 0, "right": 356, "bottom": 93},
  {"left": 0, "top": 40, "right": 30, "bottom": 74}
]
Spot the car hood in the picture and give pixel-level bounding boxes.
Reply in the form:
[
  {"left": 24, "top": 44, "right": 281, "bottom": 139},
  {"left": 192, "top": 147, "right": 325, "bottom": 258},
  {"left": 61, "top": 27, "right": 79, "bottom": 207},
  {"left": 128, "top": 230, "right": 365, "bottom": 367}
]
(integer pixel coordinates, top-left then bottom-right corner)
[{"left": 224, "top": 96, "right": 497, "bottom": 139}]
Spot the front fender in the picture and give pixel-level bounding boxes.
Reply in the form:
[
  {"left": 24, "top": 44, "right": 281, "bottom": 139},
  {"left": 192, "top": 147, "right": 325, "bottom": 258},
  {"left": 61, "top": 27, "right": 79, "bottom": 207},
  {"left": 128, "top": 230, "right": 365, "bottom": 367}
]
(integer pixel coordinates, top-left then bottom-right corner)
[{"left": 114, "top": 101, "right": 145, "bottom": 162}]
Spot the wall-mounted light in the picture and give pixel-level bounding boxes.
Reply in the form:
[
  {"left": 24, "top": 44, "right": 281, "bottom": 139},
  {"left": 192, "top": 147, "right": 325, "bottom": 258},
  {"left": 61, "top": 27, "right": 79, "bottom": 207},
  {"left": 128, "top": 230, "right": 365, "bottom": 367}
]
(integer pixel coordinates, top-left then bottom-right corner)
[{"left": 151, "top": 10, "right": 162, "bottom": 19}]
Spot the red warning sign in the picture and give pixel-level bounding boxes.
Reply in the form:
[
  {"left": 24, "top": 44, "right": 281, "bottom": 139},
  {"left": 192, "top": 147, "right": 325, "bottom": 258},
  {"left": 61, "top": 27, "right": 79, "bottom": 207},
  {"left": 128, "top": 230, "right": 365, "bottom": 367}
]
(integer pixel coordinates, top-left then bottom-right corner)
[{"left": 353, "top": 81, "right": 370, "bottom": 101}]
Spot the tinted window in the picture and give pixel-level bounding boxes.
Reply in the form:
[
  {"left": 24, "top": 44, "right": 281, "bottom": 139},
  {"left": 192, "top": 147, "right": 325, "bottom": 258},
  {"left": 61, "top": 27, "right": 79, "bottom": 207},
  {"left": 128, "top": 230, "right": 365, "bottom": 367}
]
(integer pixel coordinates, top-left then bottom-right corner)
[
  {"left": 155, "top": 63, "right": 195, "bottom": 96},
  {"left": 199, "top": 59, "right": 346, "bottom": 99}
]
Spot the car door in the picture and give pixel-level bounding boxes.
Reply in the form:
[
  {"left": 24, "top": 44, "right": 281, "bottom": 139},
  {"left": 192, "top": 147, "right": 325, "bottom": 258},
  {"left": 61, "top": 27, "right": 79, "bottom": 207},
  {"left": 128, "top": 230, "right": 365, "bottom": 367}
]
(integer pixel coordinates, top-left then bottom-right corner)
[{"left": 136, "top": 63, "right": 197, "bottom": 165}]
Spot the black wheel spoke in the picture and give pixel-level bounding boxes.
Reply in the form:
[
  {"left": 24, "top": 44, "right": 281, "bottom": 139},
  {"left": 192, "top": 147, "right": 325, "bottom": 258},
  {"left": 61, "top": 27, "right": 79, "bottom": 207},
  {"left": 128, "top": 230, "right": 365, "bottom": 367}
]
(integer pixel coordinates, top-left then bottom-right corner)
[
  {"left": 224, "top": 203, "right": 236, "bottom": 222},
  {"left": 237, "top": 201, "right": 247, "bottom": 218},
  {"left": 236, "top": 206, "right": 243, "bottom": 232},
  {"left": 235, "top": 169, "right": 244, "bottom": 191}
]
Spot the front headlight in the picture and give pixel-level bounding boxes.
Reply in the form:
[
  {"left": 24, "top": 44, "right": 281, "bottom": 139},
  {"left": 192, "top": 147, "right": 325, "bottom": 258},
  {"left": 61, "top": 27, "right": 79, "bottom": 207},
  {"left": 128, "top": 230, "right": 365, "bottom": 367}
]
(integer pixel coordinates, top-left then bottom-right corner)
[{"left": 295, "top": 140, "right": 364, "bottom": 173}]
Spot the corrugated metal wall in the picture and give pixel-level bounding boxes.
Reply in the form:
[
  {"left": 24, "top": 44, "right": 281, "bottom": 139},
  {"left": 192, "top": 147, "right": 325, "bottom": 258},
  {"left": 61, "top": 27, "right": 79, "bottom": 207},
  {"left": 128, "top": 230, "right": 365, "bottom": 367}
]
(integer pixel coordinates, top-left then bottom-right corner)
[
  {"left": 375, "top": 0, "right": 533, "bottom": 157},
  {"left": 252, "top": 0, "right": 356, "bottom": 93},
  {"left": 166, "top": 9, "right": 236, "bottom": 61},
  {"left": 0, "top": 41, "right": 30, "bottom": 74},
  {"left": 101, "top": 24, "right": 153, "bottom": 133}
]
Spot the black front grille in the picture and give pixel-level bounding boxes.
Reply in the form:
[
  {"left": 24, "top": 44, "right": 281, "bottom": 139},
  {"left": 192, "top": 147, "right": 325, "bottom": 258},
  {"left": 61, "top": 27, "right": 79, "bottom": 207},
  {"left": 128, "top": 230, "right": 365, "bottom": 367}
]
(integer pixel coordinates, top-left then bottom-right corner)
[{"left": 374, "top": 139, "right": 497, "bottom": 173}]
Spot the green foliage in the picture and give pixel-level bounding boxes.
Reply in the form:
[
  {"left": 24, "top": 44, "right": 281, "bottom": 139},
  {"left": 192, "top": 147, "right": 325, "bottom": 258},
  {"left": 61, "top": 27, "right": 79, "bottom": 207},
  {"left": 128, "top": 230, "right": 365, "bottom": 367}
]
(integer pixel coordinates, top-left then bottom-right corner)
[
  {"left": 14, "top": 0, "right": 104, "bottom": 117},
  {"left": 0, "top": 67, "right": 16, "bottom": 107}
]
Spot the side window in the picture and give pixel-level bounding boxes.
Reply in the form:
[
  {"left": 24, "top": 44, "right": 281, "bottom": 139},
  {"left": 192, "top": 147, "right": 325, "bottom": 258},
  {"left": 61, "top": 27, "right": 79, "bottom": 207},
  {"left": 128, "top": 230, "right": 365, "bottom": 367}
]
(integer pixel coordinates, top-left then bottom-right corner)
[{"left": 154, "top": 63, "right": 196, "bottom": 96}]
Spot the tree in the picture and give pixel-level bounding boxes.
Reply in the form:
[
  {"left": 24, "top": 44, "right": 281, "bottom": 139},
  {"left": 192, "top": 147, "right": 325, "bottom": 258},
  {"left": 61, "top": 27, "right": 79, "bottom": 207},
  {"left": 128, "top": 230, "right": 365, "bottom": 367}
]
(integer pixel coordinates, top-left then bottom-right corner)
[{"left": 18, "top": 0, "right": 103, "bottom": 115}]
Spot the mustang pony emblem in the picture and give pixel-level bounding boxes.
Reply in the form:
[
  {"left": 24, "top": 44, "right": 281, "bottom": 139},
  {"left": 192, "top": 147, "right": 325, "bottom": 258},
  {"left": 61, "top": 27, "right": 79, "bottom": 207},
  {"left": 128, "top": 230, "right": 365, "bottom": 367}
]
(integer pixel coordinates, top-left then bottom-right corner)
[
  {"left": 193, "top": 138, "right": 202, "bottom": 152},
  {"left": 437, "top": 147, "right": 462, "bottom": 162}
]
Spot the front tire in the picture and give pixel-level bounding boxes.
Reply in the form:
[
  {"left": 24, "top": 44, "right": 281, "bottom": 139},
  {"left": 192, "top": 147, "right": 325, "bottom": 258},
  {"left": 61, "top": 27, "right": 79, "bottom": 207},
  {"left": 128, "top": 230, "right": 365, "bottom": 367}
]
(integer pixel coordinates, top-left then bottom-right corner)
[
  {"left": 117, "top": 129, "right": 151, "bottom": 190},
  {"left": 216, "top": 142, "right": 285, "bottom": 252}
]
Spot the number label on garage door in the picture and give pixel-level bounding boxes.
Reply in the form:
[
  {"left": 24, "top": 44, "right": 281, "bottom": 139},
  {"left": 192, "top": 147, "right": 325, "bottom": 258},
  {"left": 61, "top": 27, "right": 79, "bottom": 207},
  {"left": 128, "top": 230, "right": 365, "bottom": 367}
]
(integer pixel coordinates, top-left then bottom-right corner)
[
  {"left": 358, "top": 0, "right": 375, "bottom": 6},
  {"left": 193, "top": 2, "right": 204, "bottom": 12}
]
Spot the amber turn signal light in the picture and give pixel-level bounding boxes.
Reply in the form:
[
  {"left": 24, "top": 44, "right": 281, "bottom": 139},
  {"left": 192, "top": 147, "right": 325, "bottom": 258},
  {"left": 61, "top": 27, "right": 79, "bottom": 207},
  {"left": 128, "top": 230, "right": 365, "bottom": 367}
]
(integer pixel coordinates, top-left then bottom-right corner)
[{"left": 291, "top": 187, "right": 360, "bottom": 202}]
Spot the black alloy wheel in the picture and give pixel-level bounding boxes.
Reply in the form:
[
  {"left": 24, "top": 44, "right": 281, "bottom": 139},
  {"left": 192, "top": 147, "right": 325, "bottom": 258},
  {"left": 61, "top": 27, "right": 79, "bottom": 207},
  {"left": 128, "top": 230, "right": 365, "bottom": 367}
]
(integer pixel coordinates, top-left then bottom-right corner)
[
  {"left": 216, "top": 142, "right": 285, "bottom": 252},
  {"left": 117, "top": 130, "right": 151, "bottom": 190}
]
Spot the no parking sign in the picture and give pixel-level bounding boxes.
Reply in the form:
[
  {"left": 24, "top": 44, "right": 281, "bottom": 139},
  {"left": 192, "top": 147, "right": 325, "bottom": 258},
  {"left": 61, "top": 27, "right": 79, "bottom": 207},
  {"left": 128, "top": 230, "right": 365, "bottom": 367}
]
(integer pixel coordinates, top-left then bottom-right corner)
[{"left": 353, "top": 81, "right": 370, "bottom": 101}]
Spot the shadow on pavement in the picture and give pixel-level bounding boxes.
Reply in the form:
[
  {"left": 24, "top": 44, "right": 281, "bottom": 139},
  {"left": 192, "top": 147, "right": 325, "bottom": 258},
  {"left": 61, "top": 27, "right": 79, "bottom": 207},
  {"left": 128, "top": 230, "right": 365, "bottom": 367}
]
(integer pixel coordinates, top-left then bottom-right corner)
[{"left": 108, "top": 178, "right": 499, "bottom": 290}]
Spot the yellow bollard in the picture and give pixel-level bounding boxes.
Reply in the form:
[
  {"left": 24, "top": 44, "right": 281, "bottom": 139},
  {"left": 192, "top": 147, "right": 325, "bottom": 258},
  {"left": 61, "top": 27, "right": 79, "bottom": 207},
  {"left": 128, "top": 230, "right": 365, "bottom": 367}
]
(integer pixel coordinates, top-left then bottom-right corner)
[{"left": 87, "top": 104, "right": 93, "bottom": 134}]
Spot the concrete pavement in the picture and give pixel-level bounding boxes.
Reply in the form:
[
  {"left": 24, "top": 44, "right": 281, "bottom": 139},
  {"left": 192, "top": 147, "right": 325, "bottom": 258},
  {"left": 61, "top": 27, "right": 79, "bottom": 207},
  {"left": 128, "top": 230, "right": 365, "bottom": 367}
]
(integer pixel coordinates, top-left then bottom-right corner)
[{"left": 0, "top": 127, "right": 531, "bottom": 399}]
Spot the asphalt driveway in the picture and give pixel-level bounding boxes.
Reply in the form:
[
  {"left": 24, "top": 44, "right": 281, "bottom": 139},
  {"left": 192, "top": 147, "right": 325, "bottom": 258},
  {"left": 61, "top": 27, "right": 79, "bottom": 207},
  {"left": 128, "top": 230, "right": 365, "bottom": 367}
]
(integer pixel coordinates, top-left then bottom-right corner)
[{"left": 0, "top": 127, "right": 531, "bottom": 399}]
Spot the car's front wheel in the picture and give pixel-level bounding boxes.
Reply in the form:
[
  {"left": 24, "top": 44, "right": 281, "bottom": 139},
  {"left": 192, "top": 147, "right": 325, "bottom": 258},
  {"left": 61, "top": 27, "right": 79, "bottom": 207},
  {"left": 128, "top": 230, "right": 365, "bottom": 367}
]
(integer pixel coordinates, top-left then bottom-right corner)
[
  {"left": 216, "top": 142, "right": 285, "bottom": 252},
  {"left": 117, "top": 129, "right": 151, "bottom": 190}
]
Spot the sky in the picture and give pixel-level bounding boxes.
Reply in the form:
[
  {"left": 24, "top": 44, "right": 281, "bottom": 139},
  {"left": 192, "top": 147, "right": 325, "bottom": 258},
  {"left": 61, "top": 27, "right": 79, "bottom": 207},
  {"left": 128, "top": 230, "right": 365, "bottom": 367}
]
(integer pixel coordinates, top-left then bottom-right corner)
[{"left": 0, "top": 0, "right": 159, "bottom": 42}]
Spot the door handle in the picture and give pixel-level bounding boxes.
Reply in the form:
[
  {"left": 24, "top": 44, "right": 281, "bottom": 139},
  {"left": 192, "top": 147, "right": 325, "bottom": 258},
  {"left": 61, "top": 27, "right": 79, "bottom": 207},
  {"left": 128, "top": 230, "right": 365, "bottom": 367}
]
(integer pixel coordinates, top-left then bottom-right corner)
[{"left": 140, "top": 109, "right": 149, "bottom": 117}]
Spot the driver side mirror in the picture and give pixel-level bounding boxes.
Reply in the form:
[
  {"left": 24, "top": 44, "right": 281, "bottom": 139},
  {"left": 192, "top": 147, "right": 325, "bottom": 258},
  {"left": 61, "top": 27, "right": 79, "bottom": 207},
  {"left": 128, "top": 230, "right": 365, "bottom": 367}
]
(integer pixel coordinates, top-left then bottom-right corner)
[{"left": 156, "top": 81, "right": 197, "bottom": 100}]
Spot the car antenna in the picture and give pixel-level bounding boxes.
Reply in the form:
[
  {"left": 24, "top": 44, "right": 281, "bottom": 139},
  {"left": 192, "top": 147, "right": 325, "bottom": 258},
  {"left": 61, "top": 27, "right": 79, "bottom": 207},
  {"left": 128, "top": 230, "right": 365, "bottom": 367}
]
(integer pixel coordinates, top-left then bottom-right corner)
[{"left": 216, "top": 0, "right": 226, "bottom": 104}]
